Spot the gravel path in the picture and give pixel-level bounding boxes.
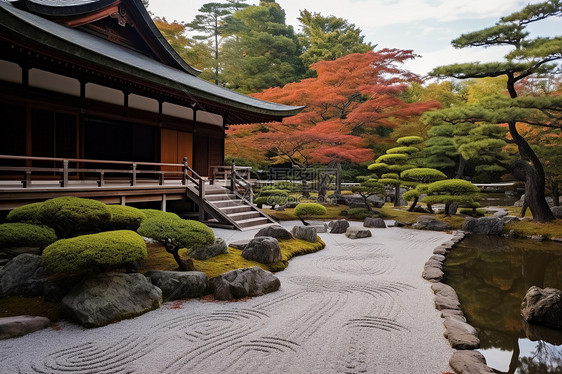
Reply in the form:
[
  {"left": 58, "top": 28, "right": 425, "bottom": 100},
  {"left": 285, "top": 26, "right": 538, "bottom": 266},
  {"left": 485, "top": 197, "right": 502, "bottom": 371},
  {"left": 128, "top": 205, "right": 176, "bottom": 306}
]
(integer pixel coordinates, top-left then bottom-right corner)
[{"left": 0, "top": 221, "right": 454, "bottom": 374}]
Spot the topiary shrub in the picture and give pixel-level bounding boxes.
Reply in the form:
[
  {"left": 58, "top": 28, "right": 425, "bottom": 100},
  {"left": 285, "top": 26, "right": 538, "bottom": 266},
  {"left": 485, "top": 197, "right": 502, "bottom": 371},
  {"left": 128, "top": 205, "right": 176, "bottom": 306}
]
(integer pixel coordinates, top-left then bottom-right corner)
[
  {"left": 6, "top": 202, "right": 44, "bottom": 224},
  {"left": 422, "top": 179, "right": 480, "bottom": 217},
  {"left": 36, "top": 197, "right": 111, "bottom": 238},
  {"left": 137, "top": 216, "right": 215, "bottom": 270},
  {"left": 42, "top": 230, "right": 147, "bottom": 274},
  {"left": 294, "top": 203, "right": 327, "bottom": 225},
  {"left": 106, "top": 205, "right": 147, "bottom": 231},
  {"left": 140, "top": 209, "right": 180, "bottom": 220},
  {"left": 0, "top": 223, "right": 57, "bottom": 249}
]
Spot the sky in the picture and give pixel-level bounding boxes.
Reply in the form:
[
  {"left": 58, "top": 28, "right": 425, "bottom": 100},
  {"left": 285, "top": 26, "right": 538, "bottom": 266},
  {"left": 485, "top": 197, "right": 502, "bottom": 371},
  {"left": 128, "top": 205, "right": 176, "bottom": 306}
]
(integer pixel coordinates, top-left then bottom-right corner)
[{"left": 147, "top": 0, "right": 561, "bottom": 77}]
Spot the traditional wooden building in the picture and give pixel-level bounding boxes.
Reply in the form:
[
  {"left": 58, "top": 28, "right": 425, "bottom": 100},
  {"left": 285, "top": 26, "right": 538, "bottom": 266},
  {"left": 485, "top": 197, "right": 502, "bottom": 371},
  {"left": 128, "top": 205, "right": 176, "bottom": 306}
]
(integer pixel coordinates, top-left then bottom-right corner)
[{"left": 0, "top": 0, "right": 302, "bottom": 229}]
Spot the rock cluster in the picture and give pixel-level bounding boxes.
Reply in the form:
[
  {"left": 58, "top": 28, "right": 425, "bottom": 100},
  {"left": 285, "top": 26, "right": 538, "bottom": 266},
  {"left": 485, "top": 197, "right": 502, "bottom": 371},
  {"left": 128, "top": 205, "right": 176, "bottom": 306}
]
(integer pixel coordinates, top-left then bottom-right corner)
[
  {"left": 345, "top": 227, "right": 372, "bottom": 239},
  {"left": 255, "top": 225, "right": 293, "bottom": 240},
  {"left": 461, "top": 217, "right": 503, "bottom": 235},
  {"left": 188, "top": 238, "right": 228, "bottom": 260},
  {"left": 145, "top": 271, "right": 208, "bottom": 301},
  {"left": 412, "top": 215, "right": 451, "bottom": 231},
  {"left": 363, "top": 217, "right": 386, "bottom": 228},
  {"left": 328, "top": 219, "right": 349, "bottom": 234},
  {"left": 521, "top": 286, "right": 562, "bottom": 329},
  {"left": 242, "top": 237, "right": 281, "bottom": 264}
]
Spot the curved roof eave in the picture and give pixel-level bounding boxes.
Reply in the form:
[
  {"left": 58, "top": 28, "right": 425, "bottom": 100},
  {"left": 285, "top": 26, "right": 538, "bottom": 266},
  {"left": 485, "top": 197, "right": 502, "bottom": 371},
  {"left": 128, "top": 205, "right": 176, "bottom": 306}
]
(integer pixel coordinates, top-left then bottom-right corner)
[
  {"left": 0, "top": 1, "right": 304, "bottom": 122},
  {"left": 22, "top": 0, "right": 202, "bottom": 76}
]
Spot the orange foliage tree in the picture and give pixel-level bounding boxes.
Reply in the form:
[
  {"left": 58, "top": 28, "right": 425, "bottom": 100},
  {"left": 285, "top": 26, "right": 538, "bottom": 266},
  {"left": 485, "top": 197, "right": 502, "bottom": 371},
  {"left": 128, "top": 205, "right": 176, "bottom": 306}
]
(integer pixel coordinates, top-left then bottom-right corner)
[{"left": 226, "top": 50, "right": 440, "bottom": 171}]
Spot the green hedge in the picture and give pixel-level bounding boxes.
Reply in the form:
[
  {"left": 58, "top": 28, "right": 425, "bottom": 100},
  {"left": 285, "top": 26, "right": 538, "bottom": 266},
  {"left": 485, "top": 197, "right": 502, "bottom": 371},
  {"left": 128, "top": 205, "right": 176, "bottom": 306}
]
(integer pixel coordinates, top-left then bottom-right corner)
[
  {"left": 140, "top": 209, "right": 180, "bottom": 220},
  {"left": 0, "top": 223, "right": 58, "bottom": 249},
  {"left": 42, "top": 230, "right": 147, "bottom": 273},
  {"left": 138, "top": 216, "right": 215, "bottom": 249},
  {"left": 107, "top": 205, "right": 147, "bottom": 231},
  {"left": 425, "top": 179, "right": 480, "bottom": 194},
  {"left": 37, "top": 197, "right": 111, "bottom": 238},
  {"left": 6, "top": 202, "right": 44, "bottom": 224}
]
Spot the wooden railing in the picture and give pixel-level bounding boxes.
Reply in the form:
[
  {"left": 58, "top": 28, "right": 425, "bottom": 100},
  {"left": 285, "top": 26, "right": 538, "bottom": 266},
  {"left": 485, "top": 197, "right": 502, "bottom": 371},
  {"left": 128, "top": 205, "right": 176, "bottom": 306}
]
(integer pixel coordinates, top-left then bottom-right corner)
[
  {"left": 210, "top": 164, "right": 251, "bottom": 185},
  {"left": 228, "top": 162, "right": 253, "bottom": 203},
  {"left": 0, "top": 154, "right": 203, "bottom": 188}
]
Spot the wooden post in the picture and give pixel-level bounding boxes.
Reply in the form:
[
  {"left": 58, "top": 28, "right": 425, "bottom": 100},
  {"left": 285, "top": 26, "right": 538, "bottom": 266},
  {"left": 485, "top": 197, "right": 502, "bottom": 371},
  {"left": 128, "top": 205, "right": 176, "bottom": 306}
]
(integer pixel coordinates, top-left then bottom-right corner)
[
  {"left": 98, "top": 171, "right": 105, "bottom": 187},
  {"left": 182, "top": 157, "right": 188, "bottom": 185},
  {"left": 22, "top": 170, "right": 31, "bottom": 188},
  {"left": 198, "top": 176, "right": 205, "bottom": 221},
  {"left": 230, "top": 160, "right": 236, "bottom": 192},
  {"left": 131, "top": 163, "right": 137, "bottom": 186},
  {"left": 161, "top": 194, "right": 167, "bottom": 212},
  {"left": 61, "top": 159, "right": 69, "bottom": 187}
]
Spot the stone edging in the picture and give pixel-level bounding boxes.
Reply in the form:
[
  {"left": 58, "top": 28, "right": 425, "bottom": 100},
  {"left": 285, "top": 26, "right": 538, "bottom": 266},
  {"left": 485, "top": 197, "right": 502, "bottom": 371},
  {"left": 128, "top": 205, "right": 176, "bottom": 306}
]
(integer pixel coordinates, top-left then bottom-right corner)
[{"left": 422, "top": 231, "right": 495, "bottom": 374}]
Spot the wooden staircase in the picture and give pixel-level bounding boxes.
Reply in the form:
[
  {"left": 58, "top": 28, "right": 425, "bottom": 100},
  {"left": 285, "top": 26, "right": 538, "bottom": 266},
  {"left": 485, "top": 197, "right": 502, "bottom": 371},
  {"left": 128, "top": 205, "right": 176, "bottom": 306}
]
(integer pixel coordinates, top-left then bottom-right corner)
[{"left": 187, "top": 185, "right": 277, "bottom": 231}]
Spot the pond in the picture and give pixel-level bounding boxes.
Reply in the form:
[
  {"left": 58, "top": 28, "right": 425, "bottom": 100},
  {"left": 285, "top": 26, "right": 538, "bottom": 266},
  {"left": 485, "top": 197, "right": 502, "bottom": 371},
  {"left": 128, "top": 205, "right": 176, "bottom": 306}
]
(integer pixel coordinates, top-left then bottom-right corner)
[
  {"left": 444, "top": 236, "right": 562, "bottom": 374},
  {"left": 479, "top": 192, "right": 521, "bottom": 207}
]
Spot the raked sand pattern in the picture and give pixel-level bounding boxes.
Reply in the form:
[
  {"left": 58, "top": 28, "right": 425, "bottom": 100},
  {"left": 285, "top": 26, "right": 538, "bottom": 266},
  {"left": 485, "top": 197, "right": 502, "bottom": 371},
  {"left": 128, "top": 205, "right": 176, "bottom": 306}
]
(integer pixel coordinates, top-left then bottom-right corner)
[{"left": 0, "top": 222, "right": 454, "bottom": 374}]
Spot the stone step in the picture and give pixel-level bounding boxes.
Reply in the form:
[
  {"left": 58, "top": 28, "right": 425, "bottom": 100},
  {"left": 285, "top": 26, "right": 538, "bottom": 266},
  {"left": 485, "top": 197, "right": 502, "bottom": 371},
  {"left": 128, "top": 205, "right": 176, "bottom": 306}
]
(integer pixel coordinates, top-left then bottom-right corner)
[
  {"left": 237, "top": 217, "right": 270, "bottom": 229},
  {"left": 229, "top": 211, "right": 261, "bottom": 221},
  {"left": 205, "top": 193, "right": 237, "bottom": 202},
  {"left": 204, "top": 187, "right": 229, "bottom": 195},
  {"left": 211, "top": 200, "right": 244, "bottom": 208},
  {"left": 218, "top": 205, "right": 253, "bottom": 214}
]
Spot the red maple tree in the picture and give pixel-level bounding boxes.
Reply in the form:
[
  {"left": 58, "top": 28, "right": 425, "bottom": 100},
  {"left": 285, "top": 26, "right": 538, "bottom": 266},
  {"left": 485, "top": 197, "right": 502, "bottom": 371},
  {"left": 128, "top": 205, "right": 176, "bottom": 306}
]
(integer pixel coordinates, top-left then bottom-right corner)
[{"left": 226, "top": 50, "right": 440, "bottom": 168}]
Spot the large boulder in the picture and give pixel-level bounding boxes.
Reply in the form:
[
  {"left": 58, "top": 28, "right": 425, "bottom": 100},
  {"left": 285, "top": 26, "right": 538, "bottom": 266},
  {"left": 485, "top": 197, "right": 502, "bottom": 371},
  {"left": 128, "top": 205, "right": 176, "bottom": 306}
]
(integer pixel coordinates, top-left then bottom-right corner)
[
  {"left": 0, "top": 254, "right": 47, "bottom": 297},
  {"left": 210, "top": 267, "right": 280, "bottom": 300},
  {"left": 345, "top": 227, "right": 372, "bottom": 239},
  {"left": 521, "top": 286, "right": 562, "bottom": 329},
  {"left": 307, "top": 221, "right": 328, "bottom": 233},
  {"left": 254, "top": 225, "right": 293, "bottom": 240},
  {"left": 366, "top": 194, "right": 385, "bottom": 208},
  {"left": 61, "top": 273, "right": 162, "bottom": 327},
  {"left": 363, "top": 217, "right": 386, "bottom": 228},
  {"left": 187, "top": 238, "right": 228, "bottom": 260},
  {"left": 0, "top": 315, "right": 51, "bottom": 340},
  {"left": 551, "top": 206, "right": 562, "bottom": 219},
  {"left": 412, "top": 215, "right": 451, "bottom": 231},
  {"left": 145, "top": 271, "right": 208, "bottom": 301},
  {"left": 328, "top": 219, "right": 350, "bottom": 234},
  {"left": 461, "top": 217, "right": 503, "bottom": 235},
  {"left": 242, "top": 237, "right": 281, "bottom": 264},
  {"left": 291, "top": 226, "right": 318, "bottom": 243}
]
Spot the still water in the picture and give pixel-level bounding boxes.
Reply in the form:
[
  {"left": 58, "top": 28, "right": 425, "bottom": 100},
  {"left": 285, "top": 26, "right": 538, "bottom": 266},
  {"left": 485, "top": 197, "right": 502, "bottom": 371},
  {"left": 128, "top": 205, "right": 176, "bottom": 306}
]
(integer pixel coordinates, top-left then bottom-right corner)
[{"left": 444, "top": 236, "right": 562, "bottom": 373}]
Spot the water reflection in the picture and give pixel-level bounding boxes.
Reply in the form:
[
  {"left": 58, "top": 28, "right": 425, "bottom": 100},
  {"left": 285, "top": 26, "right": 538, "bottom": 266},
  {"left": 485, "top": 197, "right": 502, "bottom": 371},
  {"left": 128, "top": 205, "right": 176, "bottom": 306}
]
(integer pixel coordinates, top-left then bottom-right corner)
[{"left": 443, "top": 236, "right": 562, "bottom": 373}]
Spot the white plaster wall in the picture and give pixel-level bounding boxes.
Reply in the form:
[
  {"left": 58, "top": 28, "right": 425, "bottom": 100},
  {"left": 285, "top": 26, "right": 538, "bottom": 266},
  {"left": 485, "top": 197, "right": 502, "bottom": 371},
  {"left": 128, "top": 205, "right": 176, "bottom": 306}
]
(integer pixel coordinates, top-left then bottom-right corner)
[{"left": 29, "top": 68, "right": 80, "bottom": 96}]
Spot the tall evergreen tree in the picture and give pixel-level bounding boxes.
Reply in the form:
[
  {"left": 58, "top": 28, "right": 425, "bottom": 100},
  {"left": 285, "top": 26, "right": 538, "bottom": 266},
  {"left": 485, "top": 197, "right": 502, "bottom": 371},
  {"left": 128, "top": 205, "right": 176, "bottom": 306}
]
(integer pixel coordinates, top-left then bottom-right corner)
[
  {"left": 297, "top": 10, "right": 373, "bottom": 69},
  {"left": 220, "top": 0, "right": 305, "bottom": 93},
  {"left": 424, "top": 0, "right": 562, "bottom": 222},
  {"left": 185, "top": 1, "right": 248, "bottom": 84}
]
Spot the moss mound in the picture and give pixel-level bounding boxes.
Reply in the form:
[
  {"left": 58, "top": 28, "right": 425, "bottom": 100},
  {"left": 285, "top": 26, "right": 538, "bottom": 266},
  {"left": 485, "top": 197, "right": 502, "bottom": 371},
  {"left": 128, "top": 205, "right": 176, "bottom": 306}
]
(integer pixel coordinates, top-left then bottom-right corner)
[
  {"left": 37, "top": 197, "right": 111, "bottom": 238},
  {"left": 0, "top": 223, "right": 58, "bottom": 249},
  {"left": 42, "top": 230, "right": 147, "bottom": 273},
  {"left": 140, "top": 209, "right": 180, "bottom": 220},
  {"left": 6, "top": 202, "right": 44, "bottom": 224},
  {"left": 295, "top": 203, "right": 327, "bottom": 217},
  {"left": 107, "top": 205, "right": 147, "bottom": 231}
]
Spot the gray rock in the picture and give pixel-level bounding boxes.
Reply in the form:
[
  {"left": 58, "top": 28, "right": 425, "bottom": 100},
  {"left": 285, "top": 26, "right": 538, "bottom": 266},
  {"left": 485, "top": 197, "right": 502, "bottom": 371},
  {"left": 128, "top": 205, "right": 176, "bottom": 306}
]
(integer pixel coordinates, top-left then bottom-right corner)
[
  {"left": 242, "top": 237, "right": 281, "bottom": 264},
  {"left": 412, "top": 215, "right": 451, "bottom": 231},
  {"left": 546, "top": 196, "right": 555, "bottom": 207},
  {"left": 433, "top": 247, "right": 447, "bottom": 255},
  {"left": 443, "top": 316, "right": 480, "bottom": 349},
  {"left": 229, "top": 240, "right": 250, "bottom": 250},
  {"left": 188, "top": 238, "right": 228, "bottom": 260},
  {"left": 210, "top": 267, "right": 280, "bottom": 300},
  {"left": 363, "top": 217, "right": 386, "bottom": 228},
  {"left": 0, "top": 315, "right": 51, "bottom": 340},
  {"left": 0, "top": 247, "right": 41, "bottom": 266},
  {"left": 502, "top": 215, "right": 520, "bottom": 224},
  {"left": 307, "top": 221, "right": 328, "bottom": 233},
  {"left": 61, "top": 273, "right": 162, "bottom": 327},
  {"left": 0, "top": 254, "right": 47, "bottom": 297},
  {"left": 43, "top": 275, "right": 84, "bottom": 302},
  {"left": 441, "top": 309, "right": 466, "bottom": 321},
  {"left": 461, "top": 217, "right": 504, "bottom": 235},
  {"left": 422, "top": 266, "right": 444, "bottom": 282},
  {"left": 449, "top": 350, "right": 495, "bottom": 374},
  {"left": 329, "top": 219, "right": 350, "bottom": 234},
  {"left": 345, "top": 227, "right": 372, "bottom": 239},
  {"left": 431, "top": 282, "right": 458, "bottom": 299},
  {"left": 393, "top": 221, "right": 411, "bottom": 227},
  {"left": 255, "top": 225, "right": 293, "bottom": 240},
  {"left": 145, "top": 271, "right": 208, "bottom": 301},
  {"left": 551, "top": 206, "right": 562, "bottom": 219},
  {"left": 291, "top": 226, "right": 318, "bottom": 243},
  {"left": 448, "top": 202, "right": 459, "bottom": 215},
  {"left": 430, "top": 254, "right": 446, "bottom": 263},
  {"left": 366, "top": 194, "right": 385, "bottom": 208},
  {"left": 521, "top": 286, "right": 562, "bottom": 329}
]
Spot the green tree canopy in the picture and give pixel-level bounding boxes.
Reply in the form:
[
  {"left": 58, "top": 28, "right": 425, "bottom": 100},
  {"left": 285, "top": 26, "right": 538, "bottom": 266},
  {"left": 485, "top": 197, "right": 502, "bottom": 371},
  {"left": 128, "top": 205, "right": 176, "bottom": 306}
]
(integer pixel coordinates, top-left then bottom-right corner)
[
  {"left": 425, "top": 0, "right": 562, "bottom": 222},
  {"left": 297, "top": 10, "right": 373, "bottom": 70}
]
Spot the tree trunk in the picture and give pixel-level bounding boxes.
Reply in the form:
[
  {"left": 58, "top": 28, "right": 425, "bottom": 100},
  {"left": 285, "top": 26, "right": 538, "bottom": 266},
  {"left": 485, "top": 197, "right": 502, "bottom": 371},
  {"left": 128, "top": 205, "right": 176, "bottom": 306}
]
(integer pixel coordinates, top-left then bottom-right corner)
[
  {"left": 393, "top": 184, "right": 401, "bottom": 207},
  {"left": 444, "top": 202, "right": 451, "bottom": 217},
  {"left": 508, "top": 122, "right": 555, "bottom": 222},
  {"left": 408, "top": 196, "right": 419, "bottom": 212},
  {"left": 455, "top": 156, "right": 466, "bottom": 179}
]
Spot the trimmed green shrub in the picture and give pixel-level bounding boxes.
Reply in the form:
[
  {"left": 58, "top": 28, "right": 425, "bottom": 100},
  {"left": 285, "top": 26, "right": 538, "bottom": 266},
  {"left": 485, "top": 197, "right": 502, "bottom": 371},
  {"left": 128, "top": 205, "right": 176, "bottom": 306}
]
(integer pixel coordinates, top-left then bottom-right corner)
[
  {"left": 459, "top": 208, "right": 486, "bottom": 217},
  {"left": 294, "top": 203, "right": 327, "bottom": 225},
  {"left": 396, "top": 136, "right": 424, "bottom": 146},
  {"left": 422, "top": 179, "right": 480, "bottom": 216},
  {"left": 42, "top": 230, "right": 147, "bottom": 273},
  {"left": 106, "top": 205, "right": 147, "bottom": 231},
  {"left": 386, "top": 146, "right": 419, "bottom": 155},
  {"left": 425, "top": 179, "right": 480, "bottom": 195},
  {"left": 140, "top": 209, "right": 180, "bottom": 220},
  {"left": 37, "top": 197, "right": 111, "bottom": 238},
  {"left": 0, "top": 223, "right": 57, "bottom": 249},
  {"left": 138, "top": 216, "right": 215, "bottom": 270},
  {"left": 344, "top": 208, "right": 384, "bottom": 219},
  {"left": 6, "top": 202, "right": 44, "bottom": 224}
]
